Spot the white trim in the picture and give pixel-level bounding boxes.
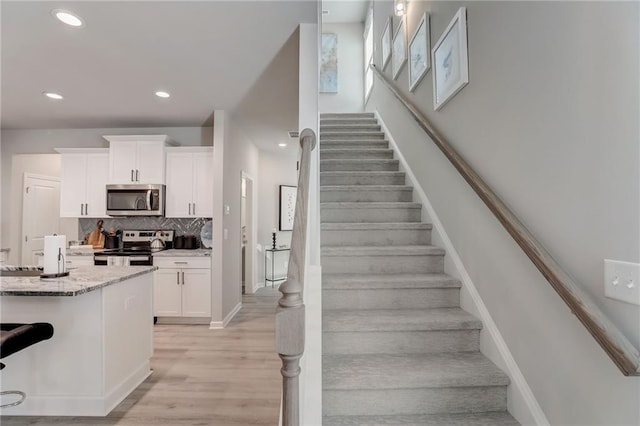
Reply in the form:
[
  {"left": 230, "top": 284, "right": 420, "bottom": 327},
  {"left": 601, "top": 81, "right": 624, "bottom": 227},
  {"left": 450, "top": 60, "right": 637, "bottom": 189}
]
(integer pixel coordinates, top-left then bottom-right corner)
[
  {"left": 241, "top": 171, "right": 257, "bottom": 297},
  {"left": 375, "top": 111, "right": 549, "bottom": 426},
  {"left": 209, "top": 302, "right": 242, "bottom": 329}
]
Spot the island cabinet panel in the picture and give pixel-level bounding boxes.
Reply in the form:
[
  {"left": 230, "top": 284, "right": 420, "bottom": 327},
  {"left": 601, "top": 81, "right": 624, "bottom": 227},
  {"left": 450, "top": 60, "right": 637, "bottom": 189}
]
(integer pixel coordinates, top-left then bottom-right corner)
[
  {"left": 154, "top": 256, "right": 211, "bottom": 321},
  {"left": 165, "top": 148, "right": 213, "bottom": 218},
  {"left": 59, "top": 151, "right": 108, "bottom": 218},
  {"left": 0, "top": 269, "right": 154, "bottom": 416}
]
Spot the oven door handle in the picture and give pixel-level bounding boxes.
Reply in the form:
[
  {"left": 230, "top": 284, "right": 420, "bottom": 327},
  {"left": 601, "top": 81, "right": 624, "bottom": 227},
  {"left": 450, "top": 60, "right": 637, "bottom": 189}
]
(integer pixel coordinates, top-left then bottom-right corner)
[{"left": 146, "top": 190, "right": 152, "bottom": 210}]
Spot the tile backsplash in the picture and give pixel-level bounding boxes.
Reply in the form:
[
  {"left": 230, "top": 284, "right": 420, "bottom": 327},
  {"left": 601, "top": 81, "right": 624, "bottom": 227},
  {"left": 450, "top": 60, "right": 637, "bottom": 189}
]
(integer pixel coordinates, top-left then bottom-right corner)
[{"left": 79, "top": 217, "right": 210, "bottom": 247}]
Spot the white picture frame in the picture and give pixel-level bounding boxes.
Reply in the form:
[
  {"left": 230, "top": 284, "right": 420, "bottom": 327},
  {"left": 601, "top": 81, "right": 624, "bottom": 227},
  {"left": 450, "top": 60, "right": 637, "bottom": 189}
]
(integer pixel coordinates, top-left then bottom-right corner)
[
  {"left": 392, "top": 18, "right": 406, "bottom": 80},
  {"left": 408, "top": 12, "right": 431, "bottom": 92},
  {"left": 381, "top": 16, "right": 392, "bottom": 71},
  {"left": 432, "top": 7, "right": 469, "bottom": 110}
]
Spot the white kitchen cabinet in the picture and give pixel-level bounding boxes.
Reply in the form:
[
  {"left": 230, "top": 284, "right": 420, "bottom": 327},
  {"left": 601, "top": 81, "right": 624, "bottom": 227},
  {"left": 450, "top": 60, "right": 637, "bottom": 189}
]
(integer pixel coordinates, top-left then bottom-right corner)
[
  {"left": 104, "top": 135, "right": 174, "bottom": 184},
  {"left": 56, "top": 149, "right": 109, "bottom": 218},
  {"left": 165, "top": 147, "right": 213, "bottom": 218},
  {"left": 65, "top": 256, "right": 94, "bottom": 269},
  {"left": 153, "top": 256, "right": 211, "bottom": 319}
]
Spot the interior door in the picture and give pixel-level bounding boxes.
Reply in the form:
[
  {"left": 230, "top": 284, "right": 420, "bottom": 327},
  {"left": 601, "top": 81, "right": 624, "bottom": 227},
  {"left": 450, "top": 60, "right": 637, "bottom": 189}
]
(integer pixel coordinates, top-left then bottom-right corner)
[{"left": 22, "top": 174, "right": 61, "bottom": 265}]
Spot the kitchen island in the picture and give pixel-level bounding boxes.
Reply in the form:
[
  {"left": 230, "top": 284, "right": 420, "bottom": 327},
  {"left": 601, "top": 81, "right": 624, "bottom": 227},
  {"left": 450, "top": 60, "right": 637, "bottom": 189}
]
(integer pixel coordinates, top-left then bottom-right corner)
[{"left": 0, "top": 266, "right": 157, "bottom": 416}]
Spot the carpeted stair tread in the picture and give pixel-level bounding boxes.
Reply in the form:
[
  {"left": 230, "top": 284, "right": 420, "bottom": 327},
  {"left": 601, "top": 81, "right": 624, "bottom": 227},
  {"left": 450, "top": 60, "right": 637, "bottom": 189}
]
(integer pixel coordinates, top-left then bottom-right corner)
[
  {"left": 323, "top": 308, "right": 482, "bottom": 332},
  {"left": 323, "top": 411, "right": 520, "bottom": 426},
  {"left": 322, "top": 273, "right": 460, "bottom": 289},
  {"left": 321, "top": 202, "right": 421, "bottom": 208},
  {"left": 321, "top": 185, "right": 412, "bottom": 191},
  {"left": 322, "top": 222, "right": 431, "bottom": 230},
  {"left": 322, "top": 245, "right": 444, "bottom": 256},
  {"left": 323, "top": 352, "right": 510, "bottom": 390}
]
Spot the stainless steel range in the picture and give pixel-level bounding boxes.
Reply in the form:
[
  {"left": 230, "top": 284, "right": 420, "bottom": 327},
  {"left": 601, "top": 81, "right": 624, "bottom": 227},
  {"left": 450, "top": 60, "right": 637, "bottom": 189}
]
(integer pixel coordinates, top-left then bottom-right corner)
[{"left": 94, "top": 230, "right": 174, "bottom": 266}]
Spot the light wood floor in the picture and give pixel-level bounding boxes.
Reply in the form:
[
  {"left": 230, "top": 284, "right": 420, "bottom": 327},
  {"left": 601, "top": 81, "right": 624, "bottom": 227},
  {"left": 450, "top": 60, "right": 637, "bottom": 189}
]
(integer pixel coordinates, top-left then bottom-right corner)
[{"left": 1, "top": 291, "right": 282, "bottom": 425}]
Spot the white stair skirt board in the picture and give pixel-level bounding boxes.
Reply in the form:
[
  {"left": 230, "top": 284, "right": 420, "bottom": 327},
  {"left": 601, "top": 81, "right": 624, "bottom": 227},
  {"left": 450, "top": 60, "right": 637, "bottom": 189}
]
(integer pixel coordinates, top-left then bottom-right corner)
[
  {"left": 209, "top": 302, "right": 242, "bottom": 329},
  {"left": 374, "top": 111, "right": 549, "bottom": 426}
]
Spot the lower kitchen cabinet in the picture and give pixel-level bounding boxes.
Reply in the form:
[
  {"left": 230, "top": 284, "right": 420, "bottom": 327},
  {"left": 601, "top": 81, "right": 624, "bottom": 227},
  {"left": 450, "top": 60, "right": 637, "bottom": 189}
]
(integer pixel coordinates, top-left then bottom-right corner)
[{"left": 153, "top": 256, "right": 211, "bottom": 319}]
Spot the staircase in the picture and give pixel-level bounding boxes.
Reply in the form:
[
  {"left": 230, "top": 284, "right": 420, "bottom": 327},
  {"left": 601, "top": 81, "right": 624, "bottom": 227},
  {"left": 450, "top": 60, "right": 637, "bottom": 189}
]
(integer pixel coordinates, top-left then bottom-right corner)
[{"left": 320, "top": 113, "right": 519, "bottom": 426}]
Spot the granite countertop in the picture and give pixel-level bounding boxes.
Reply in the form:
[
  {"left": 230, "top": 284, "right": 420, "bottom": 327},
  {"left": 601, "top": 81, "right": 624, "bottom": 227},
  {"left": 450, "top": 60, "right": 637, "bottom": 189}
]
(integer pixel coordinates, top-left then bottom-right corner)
[
  {"left": 0, "top": 265, "right": 158, "bottom": 297},
  {"left": 153, "top": 249, "right": 212, "bottom": 257}
]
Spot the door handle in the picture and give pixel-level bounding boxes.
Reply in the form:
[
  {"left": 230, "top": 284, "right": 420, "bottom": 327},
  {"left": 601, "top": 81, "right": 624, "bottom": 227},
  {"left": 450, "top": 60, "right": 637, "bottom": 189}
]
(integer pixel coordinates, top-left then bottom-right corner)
[
  {"left": 193, "top": 203, "right": 196, "bottom": 215},
  {"left": 80, "top": 204, "right": 84, "bottom": 215},
  {"left": 182, "top": 271, "right": 185, "bottom": 285},
  {"left": 176, "top": 271, "right": 180, "bottom": 285},
  {"left": 131, "top": 170, "right": 134, "bottom": 182},
  {"left": 188, "top": 203, "right": 191, "bottom": 215},
  {"left": 85, "top": 203, "right": 88, "bottom": 215},
  {"left": 136, "top": 169, "right": 140, "bottom": 182}
]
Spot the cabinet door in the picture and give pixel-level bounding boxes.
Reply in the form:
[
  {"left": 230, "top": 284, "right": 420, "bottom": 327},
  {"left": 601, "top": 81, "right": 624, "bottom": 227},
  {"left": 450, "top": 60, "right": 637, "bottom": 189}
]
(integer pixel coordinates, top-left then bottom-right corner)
[
  {"left": 181, "top": 269, "right": 211, "bottom": 317},
  {"left": 154, "top": 268, "right": 182, "bottom": 316},
  {"left": 85, "top": 153, "right": 109, "bottom": 217},
  {"left": 165, "top": 152, "right": 194, "bottom": 217},
  {"left": 109, "top": 142, "right": 137, "bottom": 183},
  {"left": 136, "top": 141, "right": 165, "bottom": 183},
  {"left": 192, "top": 151, "right": 213, "bottom": 217},
  {"left": 60, "top": 154, "right": 87, "bottom": 217}
]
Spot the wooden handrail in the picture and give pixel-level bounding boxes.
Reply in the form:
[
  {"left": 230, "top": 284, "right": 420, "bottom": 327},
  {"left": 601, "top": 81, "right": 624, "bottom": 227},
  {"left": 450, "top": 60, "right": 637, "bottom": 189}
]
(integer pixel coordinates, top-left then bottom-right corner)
[
  {"left": 371, "top": 64, "right": 640, "bottom": 376},
  {"left": 275, "top": 128, "right": 317, "bottom": 426}
]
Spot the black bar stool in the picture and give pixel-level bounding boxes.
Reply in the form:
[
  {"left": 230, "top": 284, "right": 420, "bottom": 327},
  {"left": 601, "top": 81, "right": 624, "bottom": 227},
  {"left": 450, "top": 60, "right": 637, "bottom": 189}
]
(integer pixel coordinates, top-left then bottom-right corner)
[{"left": 0, "top": 323, "right": 54, "bottom": 408}]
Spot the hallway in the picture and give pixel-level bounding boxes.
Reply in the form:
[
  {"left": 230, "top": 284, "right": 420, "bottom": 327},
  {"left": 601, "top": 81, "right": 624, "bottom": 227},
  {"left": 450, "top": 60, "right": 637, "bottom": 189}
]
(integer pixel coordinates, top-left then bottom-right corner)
[{"left": 1, "top": 291, "right": 282, "bottom": 426}]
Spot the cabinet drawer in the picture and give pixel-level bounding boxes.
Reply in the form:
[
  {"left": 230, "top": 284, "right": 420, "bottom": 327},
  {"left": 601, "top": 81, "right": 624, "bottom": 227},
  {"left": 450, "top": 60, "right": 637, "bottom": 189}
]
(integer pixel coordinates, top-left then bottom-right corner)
[{"left": 153, "top": 256, "right": 211, "bottom": 269}]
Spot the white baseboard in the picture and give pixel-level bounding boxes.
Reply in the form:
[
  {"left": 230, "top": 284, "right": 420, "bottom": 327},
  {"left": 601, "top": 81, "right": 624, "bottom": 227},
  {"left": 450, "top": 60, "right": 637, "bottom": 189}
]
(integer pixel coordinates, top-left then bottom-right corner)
[
  {"left": 209, "top": 302, "right": 242, "bottom": 329},
  {"left": 376, "top": 111, "right": 549, "bottom": 426}
]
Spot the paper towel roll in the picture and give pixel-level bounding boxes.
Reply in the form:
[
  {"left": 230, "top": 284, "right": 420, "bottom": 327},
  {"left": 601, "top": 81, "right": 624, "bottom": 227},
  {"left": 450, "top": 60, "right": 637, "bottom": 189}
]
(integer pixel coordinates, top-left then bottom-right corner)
[{"left": 43, "top": 235, "right": 66, "bottom": 275}]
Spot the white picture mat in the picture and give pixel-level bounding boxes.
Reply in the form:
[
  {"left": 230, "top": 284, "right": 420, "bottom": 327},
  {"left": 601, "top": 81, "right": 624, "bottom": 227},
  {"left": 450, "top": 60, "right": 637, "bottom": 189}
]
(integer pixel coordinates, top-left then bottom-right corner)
[
  {"left": 432, "top": 7, "right": 469, "bottom": 110},
  {"left": 381, "top": 17, "right": 392, "bottom": 70},
  {"left": 409, "top": 12, "right": 431, "bottom": 92},
  {"left": 392, "top": 18, "right": 407, "bottom": 80},
  {"left": 279, "top": 185, "right": 297, "bottom": 231}
]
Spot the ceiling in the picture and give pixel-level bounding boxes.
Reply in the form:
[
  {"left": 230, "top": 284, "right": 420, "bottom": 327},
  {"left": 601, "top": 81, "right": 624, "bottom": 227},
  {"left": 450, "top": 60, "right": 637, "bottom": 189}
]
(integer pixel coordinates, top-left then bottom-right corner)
[
  {"left": 0, "top": 1, "right": 318, "bottom": 134},
  {"left": 322, "top": 0, "right": 368, "bottom": 24}
]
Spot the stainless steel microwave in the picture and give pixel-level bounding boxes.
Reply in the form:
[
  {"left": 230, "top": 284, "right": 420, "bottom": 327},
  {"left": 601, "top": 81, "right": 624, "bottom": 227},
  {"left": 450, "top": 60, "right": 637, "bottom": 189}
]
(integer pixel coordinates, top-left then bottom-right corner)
[{"left": 106, "top": 184, "right": 165, "bottom": 216}]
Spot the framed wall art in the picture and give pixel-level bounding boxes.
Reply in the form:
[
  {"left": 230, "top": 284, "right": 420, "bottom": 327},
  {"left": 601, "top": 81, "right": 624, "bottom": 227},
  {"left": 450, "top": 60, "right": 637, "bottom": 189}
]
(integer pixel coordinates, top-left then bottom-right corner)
[
  {"left": 408, "top": 12, "right": 431, "bottom": 92},
  {"left": 432, "top": 7, "right": 469, "bottom": 110},
  {"left": 392, "top": 18, "right": 406, "bottom": 80},
  {"left": 320, "top": 33, "right": 338, "bottom": 93},
  {"left": 279, "top": 185, "right": 297, "bottom": 231},
  {"left": 381, "top": 16, "right": 392, "bottom": 71}
]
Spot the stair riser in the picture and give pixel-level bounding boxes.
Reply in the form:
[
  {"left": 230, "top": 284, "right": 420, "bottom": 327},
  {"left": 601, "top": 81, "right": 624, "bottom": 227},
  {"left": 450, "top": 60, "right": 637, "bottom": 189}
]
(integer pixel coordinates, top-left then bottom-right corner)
[
  {"left": 321, "top": 228, "right": 431, "bottom": 246},
  {"left": 321, "top": 133, "right": 386, "bottom": 140},
  {"left": 323, "top": 387, "right": 508, "bottom": 416},
  {"left": 321, "top": 119, "right": 379, "bottom": 126},
  {"left": 320, "top": 174, "right": 405, "bottom": 186},
  {"left": 323, "top": 330, "right": 480, "bottom": 355},
  {"left": 320, "top": 151, "right": 394, "bottom": 160},
  {"left": 323, "top": 288, "right": 457, "bottom": 309},
  {"left": 321, "top": 207, "right": 421, "bottom": 223},
  {"left": 321, "top": 125, "right": 382, "bottom": 132},
  {"left": 321, "top": 254, "right": 444, "bottom": 274},
  {"left": 321, "top": 113, "right": 375, "bottom": 119},
  {"left": 321, "top": 160, "right": 399, "bottom": 172},
  {"left": 321, "top": 141, "right": 389, "bottom": 149},
  {"left": 320, "top": 189, "right": 413, "bottom": 203}
]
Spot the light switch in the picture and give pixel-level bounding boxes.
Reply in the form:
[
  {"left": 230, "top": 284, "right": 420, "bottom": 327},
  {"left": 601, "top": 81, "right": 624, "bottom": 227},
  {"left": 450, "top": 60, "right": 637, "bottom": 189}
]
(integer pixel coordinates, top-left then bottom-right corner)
[
  {"left": 224, "top": 205, "right": 230, "bottom": 215},
  {"left": 604, "top": 259, "right": 640, "bottom": 306}
]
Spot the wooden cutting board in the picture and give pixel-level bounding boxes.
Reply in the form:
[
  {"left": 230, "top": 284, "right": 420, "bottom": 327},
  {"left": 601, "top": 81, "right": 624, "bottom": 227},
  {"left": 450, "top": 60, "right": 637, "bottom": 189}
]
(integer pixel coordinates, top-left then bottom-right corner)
[{"left": 85, "top": 220, "right": 105, "bottom": 249}]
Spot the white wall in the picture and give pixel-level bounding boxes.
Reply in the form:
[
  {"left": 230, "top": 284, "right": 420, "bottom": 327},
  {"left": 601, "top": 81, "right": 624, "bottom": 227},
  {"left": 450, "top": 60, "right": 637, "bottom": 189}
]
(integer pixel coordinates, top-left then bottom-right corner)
[
  {"left": 257, "top": 150, "right": 298, "bottom": 287},
  {"left": 319, "top": 23, "right": 365, "bottom": 113},
  {"left": 220, "top": 115, "right": 260, "bottom": 320},
  {"left": 368, "top": 1, "right": 639, "bottom": 425}
]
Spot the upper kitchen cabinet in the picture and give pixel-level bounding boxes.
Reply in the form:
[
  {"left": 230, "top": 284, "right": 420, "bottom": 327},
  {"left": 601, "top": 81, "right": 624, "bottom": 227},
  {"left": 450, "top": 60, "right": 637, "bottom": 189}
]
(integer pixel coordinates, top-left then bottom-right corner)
[
  {"left": 104, "top": 135, "right": 176, "bottom": 184},
  {"left": 165, "top": 147, "right": 213, "bottom": 218},
  {"left": 56, "top": 148, "right": 109, "bottom": 218}
]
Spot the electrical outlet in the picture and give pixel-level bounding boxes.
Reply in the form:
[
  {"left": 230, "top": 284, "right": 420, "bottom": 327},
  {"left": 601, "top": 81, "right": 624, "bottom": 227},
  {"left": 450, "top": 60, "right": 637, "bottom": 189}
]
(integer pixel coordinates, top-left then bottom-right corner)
[{"left": 604, "top": 259, "right": 640, "bottom": 306}]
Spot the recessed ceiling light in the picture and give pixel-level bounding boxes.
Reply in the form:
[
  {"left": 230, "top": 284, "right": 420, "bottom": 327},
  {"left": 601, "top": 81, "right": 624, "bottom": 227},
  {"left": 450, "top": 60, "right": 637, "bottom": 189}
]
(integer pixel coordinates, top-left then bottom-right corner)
[
  {"left": 278, "top": 143, "right": 287, "bottom": 148},
  {"left": 155, "top": 91, "right": 170, "bottom": 98},
  {"left": 51, "top": 9, "right": 84, "bottom": 27},
  {"left": 43, "top": 91, "right": 64, "bottom": 100}
]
